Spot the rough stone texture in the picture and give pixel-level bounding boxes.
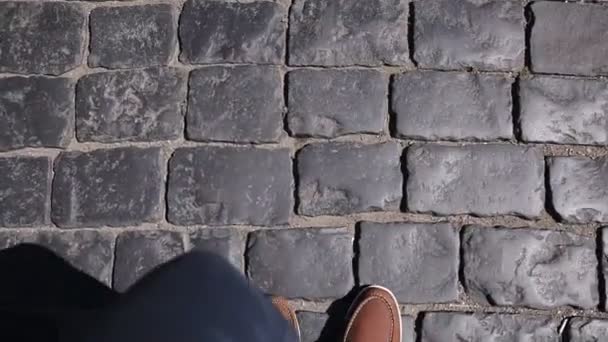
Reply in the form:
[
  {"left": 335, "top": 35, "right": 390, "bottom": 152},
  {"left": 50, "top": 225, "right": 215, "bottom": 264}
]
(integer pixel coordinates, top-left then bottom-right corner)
[
  {"left": 187, "top": 66, "right": 283, "bottom": 143},
  {"left": 358, "top": 222, "right": 459, "bottom": 303},
  {"left": 520, "top": 76, "right": 608, "bottom": 145},
  {"left": 569, "top": 318, "right": 608, "bottom": 342},
  {"left": 421, "top": 312, "right": 560, "bottom": 341},
  {"left": 189, "top": 228, "right": 246, "bottom": 272},
  {"left": 113, "top": 230, "right": 185, "bottom": 292},
  {"left": 392, "top": 71, "right": 513, "bottom": 140},
  {"left": 167, "top": 147, "right": 293, "bottom": 226},
  {"left": 462, "top": 225, "right": 598, "bottom": 309},
  {"left": 414, "top": 0, "right": 525, "bottom": 71},
  {"left": 289, "top": 0, "right": 409, "bottom": 66},
  {"left": 549, "top": 157, "right": 608, "bottom": 223},
  {"left": 0, "top": 157, "right": 50, "bottom": 227},
  {"left": 247, "top": 227, "right": 354, "bottom": 299},
  {"left": 0, "top": 76, "right": 74, "bottom": 151},
  {"left": 406, "top": 144, "right": 544, "bottom": 218},
  {"left": 297, "top": 312, "right": 328, "bottom": 342},
  {"left": 297, "top": 142, "right": 402, "bottom": 216},
  {"left": 530, "top": 2, "right": 608, "bottom": 76},
  {"left": 89, "top": 5, "right": 176, "bottom": 68},
  {"left": 402, "top": 316, "right": 415, "bottom": 342},
  {"left": 180, "top": 0, "right": 286, "bottom": 64},
  {"left": 76, "top": 68, "right": 187, "bottom": 143},
  {"left": 287, "top": 69, "right": 387, "bottom": 138},
  {"left": 52, "top": 147, "right": 163, "bottom": 228},
  {"left": 0, "top": 2, "right": 85, "bottom": 75}
]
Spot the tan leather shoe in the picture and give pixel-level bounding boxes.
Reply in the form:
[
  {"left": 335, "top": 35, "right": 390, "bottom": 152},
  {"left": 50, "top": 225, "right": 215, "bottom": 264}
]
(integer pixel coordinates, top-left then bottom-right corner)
[
  {"left": 343, "top": 285, "right": 401, "bottom": 342},
  {"left": 271, "top": 296, "right": 301, "bottom": 341}
]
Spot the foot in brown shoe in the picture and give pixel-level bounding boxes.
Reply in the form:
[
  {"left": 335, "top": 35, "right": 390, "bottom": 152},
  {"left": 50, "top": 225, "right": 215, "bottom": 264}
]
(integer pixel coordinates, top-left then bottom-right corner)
[
  {"left": 343, "top": 285, "right": 401, "bottom": 342},
  {"left": 271, "top": 296, "right": 301, "bottom": 341}
]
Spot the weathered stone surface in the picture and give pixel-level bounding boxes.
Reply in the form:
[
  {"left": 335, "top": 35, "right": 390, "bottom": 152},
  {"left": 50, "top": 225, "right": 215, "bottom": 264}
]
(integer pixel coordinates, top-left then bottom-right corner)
[
  {"left": 569, "top": 318, "right": 608, "bottom": 342},
  {"left": 187, "top": 66, "right": 283, "bottom": 143},
  {"left": 406, "top": 144, "right": 544, "bottom": 218},
  {"left": 289, "top": 0, "right": 409, "bottom": 66},
  {"left": 392, "top": 71, "right": 513, "bottom": 140},
  {"left": 462, "top": 226, "right": 598, "bottom": 309},
  {"left": 114, "top": 230, "right": 185, "bottom": 291},
  {"left": 297, "top": 142, "right": 402, "bottom": 216},
  {"left": 414, "top": 0, "right": 525, "bottom": 71},
  {"left": 180, "top": 0, "right": 286, "bottom": 64},
  {"left": 247, "top": 227, "right": 354, "bottom": 299},
  {"left": 168, "top": 147, "right": 292, "bottom": 226},
  {"left": 0, "top": 157, "right": 50, "bottom": 227},
  {"left": 189, "top": 228, "right": 247, "bottom": 272},
  {"left": 520, "top": 76, "right": 608, "bottom": 145},
  {"left": 89, "top": 5, "right": 176, "bottom": 68},
  {"left": 52, "top": 147, "right": 163, "bottom": 228},
  {"left": 297, "top": 312, "right": 328, "bottom": 342},
  {"left": 530, "top": 2, "right": 608, "bottom": 76},
  {"left": 0, "top": 76, "right": 73, "bottom": 151},
  {"left": 358, "top": 222, "right": 458, "bottom": 303},
  {"left": 421, "top": 312, "right": 560, "bottom": 341},
  {"left": 402, "top": 316, "right": 415, "bottom": 342},
  {"left": 549, "top": 157, "right": 608, "bottom": 223},
  {"left": 76, "top": 68, "right": 186, "bottom": 143},
  {"left": 287, "top": 69, "right": 386, "bottom": 138},
  {"left": 0, "top": 2, "right": 86, "bottom": 74}
]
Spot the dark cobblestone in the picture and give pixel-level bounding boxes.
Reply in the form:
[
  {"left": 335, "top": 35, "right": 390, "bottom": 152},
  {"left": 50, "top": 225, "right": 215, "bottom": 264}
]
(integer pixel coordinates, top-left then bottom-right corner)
[
  {"left": 189, "top": 228, "right": 246, "bottom": 272},
  {"left": 297, "top": 311, "right": 327, "bottom": 342},
  {"left": 569, "top": 318, "right": 608, "bottom": 341}
]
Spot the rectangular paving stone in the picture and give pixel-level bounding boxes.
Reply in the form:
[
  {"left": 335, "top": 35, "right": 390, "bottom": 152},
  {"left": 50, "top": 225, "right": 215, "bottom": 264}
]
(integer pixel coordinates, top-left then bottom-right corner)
[
  {"left": 287, "top": 69, "right": 386, "bottom": 138},
  {"left": 114, "top": 230, "right": 185, "bottom": 292},
  {"left": 421, "top": 312, "right": 560, "bottom": 341},
  {"left": 289, "top": 0, "right": 409, "bottom": 66},
  {"left": 297, "top": 142, "right": 402, "bottom": 216},
  {"left": 549, "top": 157, "right": 608, "bottom": 223},
  {"left": 520, "top": 76, "right": 608, "bottom": 145},
  {"left": 76, "top": 68, "right": 187, "bottom": 143},
  {"left": 358, "top": 222, "right": 458, "bottom": 303},
  {"left": 189, "top": 228, "right": 246, "bottom": 272},
  {"left": 297, "top": 312, "right": 328, "bottom": 342},
  {"left": 180, "top": 0, "right": 286, "bottom": 64},
  {"left": 406, "top": 144, "right": 544, "bottom": 218},
  {"left": 0, "top": 2, "right": 86, "bottom": 74},
  {"left": 0, "top": 76, "right": 74, "bottom": 151},
  {"left": 414, "top": 0, "right": 525, "bottom": 71},
  {"left": 569, "top": 318, "right": 608, "bottom": 341},
  {"left": 187, "top": 66, "right": 283, "bottom": 143},
  {"left": 52, "top": 147, "right": 163, "bottom": 228},
  {"left": 89, "top": 5, "right": 176, "bottom": 68},
  {"left": 462, "top": 225, "right": 598, "bottom": 309},
  {"left": 168, "top": 147, "right": 293, "bottom": 226},
  {"left": 0, "top": 157, "right": 50, "bottom": 227},
  {"left": 391, "top": 71, "right": 513, "bottom": 140},
  {"left": 530, "top": 2, "right": 608, "bottom": 76},
  {"left": 247, "top": 227, "right": 354, "bottom": 299}
]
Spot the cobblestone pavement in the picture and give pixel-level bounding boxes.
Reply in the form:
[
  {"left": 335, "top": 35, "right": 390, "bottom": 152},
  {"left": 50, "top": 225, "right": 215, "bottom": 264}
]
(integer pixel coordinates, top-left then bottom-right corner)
[{"left": 1, "top": 0, "right": 608, "bottom": 341}]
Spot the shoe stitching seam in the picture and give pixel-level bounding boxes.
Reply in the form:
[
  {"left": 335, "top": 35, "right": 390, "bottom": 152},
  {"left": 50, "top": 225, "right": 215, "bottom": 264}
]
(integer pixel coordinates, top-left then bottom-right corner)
[{"left": 344, "top": 295, "right": 396, "bottom": 342}]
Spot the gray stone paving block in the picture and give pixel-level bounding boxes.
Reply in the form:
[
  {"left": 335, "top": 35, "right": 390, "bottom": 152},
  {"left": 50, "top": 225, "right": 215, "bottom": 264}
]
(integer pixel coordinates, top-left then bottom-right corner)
[
  {"left": 0, "top": 2, "right": 85, "bottom": 75},
  {"left": 52, "top": 147, "right": 163, "bottom": 228},
  {"left": 189, "top": 228, "right": 246, "bottom": 272},
  {"left": 168, "top": 147, "right": 293, "bottom": 226},
  {"left": 247, "top": 227, "right": 354, "bottom": 299},
  {"left": 530, "top": 2, "right": 608, "bottom": 76},
  {"left": 89, "top": 5, "right": 176, "bottom": 68},
  {"left": 0, "top": 76, "right": 74, "bottom": 151},
  {"left": 114, "top": 230, "right": 185, "bottom": 291},
  {"left": 392, "top": 71, "right": 513, "bottom": 140},
  {"left": 287, "top": 69, "right": 386, "bottom": 138},
  {"left": 414, "top": 0, "right": 525, "bottom": 71},
  {"left": 358, "top": 222, "right": 458, "bottom": 303},
  {"left": 406, "top": 144, "right": 544, "bottom": 218},
  {"left": 297, "top": 142, "right": 402, "bottom": 216},
  {"left": 180, "top": 0, "right": 286, "bottom": 64},
  {"left": 402, "top": 316, "right": 415, "bottom": 342},
  {"left": 462, "top": 225, "right": 598, "bottom": 309},
  {"left": 421, "top": 312, "right": 560, "bottom": 341},
  {"left": 0, "top": 157, "right": 50, "bottom": 227},
  {"left": 289, "top": 0, "right": 409, "bottom": 66},
  {"left": 187, "top": 66, "right": 283, "bottom": 143},
  {"left": 520, "top": 76, "right": 608, "bottom": 145},
  {"left": 569, "top": 318, "right": 608, "bottom": 341},
  {"left": 76, "top": 68, "right": 186, "bottom": 143},
  {"left": 549, "top": 157, "right": 608, "bottom": 223},
  {"left": 297, "top": 311, "right": 328, "bottom": 342}
]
